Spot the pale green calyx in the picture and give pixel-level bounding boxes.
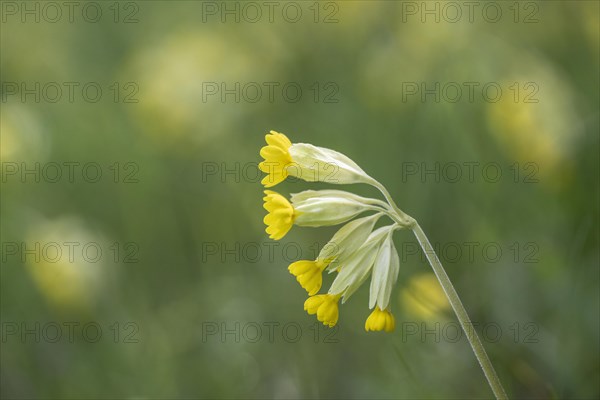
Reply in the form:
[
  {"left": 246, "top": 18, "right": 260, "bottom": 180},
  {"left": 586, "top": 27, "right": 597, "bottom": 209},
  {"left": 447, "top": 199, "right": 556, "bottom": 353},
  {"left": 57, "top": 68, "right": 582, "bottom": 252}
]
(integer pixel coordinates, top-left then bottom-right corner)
[
  {"left": 291, "top": 190, "right": 384, "bottom": 227},
  {"left": 288, "top": 143, "right": 373, "bottom": 185},
  {"left": 369, "top": 232, "right": 400, "bottom": 310},
  {"left": 319, "top": 213, "right": 383, "bottom": 269},
  {"left": 328, "top": 226, "right": 395, "bottom": 303}
]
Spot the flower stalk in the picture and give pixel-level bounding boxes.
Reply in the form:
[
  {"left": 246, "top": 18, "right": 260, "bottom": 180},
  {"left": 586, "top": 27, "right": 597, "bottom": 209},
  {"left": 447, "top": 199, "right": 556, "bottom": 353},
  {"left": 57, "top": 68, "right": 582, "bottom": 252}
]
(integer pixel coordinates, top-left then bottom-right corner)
[
  {"left": 367, "top": 185, "right": 507, "bottom": 399},
  {"left": 411, "top": 222, "right": 508, "bottom": 400},
  {"left": 378, "top": 197, "right": 508, "bottom": 400}
]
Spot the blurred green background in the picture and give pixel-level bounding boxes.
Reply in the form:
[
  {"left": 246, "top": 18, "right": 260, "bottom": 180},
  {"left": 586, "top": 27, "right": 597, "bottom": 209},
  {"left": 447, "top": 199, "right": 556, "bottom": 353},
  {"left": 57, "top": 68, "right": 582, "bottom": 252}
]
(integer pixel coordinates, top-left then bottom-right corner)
[{"left": 1, "top": 1, "right": 599, "bottom": 398}]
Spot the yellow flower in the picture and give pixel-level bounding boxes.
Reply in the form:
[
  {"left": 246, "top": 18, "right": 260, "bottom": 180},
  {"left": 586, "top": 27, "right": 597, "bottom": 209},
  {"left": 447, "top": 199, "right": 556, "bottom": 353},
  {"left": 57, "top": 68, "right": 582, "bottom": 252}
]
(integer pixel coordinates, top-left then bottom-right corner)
[
  {"left": 263, "top": 190, "right": 296, "bottom": 240},
  {"left": 260, "top": 130, "right": 375, "bottom": 187},
  {"left": 259, "top": 130, "right": 292, "bottom": 187},
  {"left": 365, "top": 307, "right": 395, "bottom": 332},
  {"left": 304, "top": 294, "right": 341, "bottom": 327},
  {"left": 288, "top": 259, "right": 329, "bottom": 296}
]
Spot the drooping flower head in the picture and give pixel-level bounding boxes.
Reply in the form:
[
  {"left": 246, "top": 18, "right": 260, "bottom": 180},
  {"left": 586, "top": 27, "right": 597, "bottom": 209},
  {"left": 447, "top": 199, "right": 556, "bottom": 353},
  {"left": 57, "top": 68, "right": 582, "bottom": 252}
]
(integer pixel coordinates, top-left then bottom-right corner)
[{"left": 260, "top": 130, "right": 411, "bottom": 332}]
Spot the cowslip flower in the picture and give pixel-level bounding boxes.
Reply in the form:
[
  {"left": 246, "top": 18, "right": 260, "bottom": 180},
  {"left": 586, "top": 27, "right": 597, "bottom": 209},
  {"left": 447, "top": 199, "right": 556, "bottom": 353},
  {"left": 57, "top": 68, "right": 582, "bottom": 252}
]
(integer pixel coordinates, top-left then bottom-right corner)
[
  {"left": 259, "top": 131, "right": 293, "bottom": 187},
  {"left": 292, "top": 220, "right": 401, "bottom": 331},
  {"left": 259, "top": 130, "right": 374, "bottom": 187},
  {"left": 263, "top": 189, "right": 385, "bottom": 240},
  {"left": 303, "top": 294, "right": 341, "bottom": 328},
  {"left": 288, "top": 260, "right": 328, "bottom": 296},
  {"left": 365, "top": 307, "right": 395, "bottom": 332},
  {"left": 260, "top": 132, "right": 408, "bottom": 331},
  {"left": 263, "top": 190, "right": 295, "bottom": 240},
  {"left": 291, "top": 190, "right": 385, "bottom": 227},
  {"left": 259, "top": 131, "right": 508, "bottom": 398},
  {"left": 288, "top": 213, "right": 383, "bottom": 295}
]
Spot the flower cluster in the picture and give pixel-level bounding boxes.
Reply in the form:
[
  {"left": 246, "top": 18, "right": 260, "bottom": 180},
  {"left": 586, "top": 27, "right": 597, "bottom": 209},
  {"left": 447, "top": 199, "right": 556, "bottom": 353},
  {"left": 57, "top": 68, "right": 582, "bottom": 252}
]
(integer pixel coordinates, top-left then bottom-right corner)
[{"left": 260, "top": 131, "right": 415, "bottom": 332}]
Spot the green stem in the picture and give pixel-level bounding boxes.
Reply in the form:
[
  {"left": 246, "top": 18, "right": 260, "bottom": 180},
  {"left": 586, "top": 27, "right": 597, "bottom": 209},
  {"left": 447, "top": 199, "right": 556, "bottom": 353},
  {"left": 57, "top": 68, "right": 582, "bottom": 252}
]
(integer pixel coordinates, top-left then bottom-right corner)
[
  {"left": 368, "top": 177, "right": 507, "bottom": 397},
  {"left": 369, "top": 179, "right": 414, "bottom": 227},
  {"left": 412, "top": 222, "right": 508, "bottom": 400}
]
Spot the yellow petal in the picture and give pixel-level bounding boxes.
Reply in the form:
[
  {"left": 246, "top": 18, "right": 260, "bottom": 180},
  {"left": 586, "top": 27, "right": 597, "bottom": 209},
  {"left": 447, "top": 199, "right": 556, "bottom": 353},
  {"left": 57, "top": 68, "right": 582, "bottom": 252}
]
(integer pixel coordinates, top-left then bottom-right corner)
[
  {"left": 288, "top": 260, "right": 316, "bottom": 276},
  {"left": 304, "top": 295, "right": 325, "bottom": 314},
  {"left": 266, "top": 131, "right": 292, "bottom": 149},
  {"left": 365, "top": 308, "right": 395, "bottom": 332},
  {"left": 317, "top": 296, "right": 339, "bottom": 327},
  {"left": 261, "top": 171, "right": 287, "bottom": 188},
  {"left": 263, "top": 191, "right": 295, "bottom": 240},
  {"left": 260, "top": 145, "right": 288, "bottom": 159}
]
